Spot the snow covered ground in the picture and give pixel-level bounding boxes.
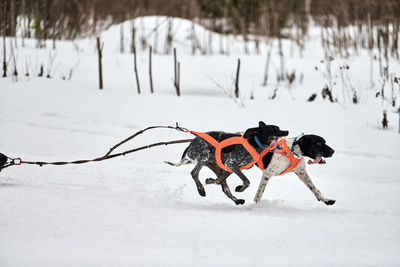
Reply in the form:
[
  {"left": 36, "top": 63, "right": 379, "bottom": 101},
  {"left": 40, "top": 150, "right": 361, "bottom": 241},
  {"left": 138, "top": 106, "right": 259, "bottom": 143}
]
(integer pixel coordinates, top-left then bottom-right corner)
[{"left": 1, "top": 17, "right": 400, "bottom": 266}]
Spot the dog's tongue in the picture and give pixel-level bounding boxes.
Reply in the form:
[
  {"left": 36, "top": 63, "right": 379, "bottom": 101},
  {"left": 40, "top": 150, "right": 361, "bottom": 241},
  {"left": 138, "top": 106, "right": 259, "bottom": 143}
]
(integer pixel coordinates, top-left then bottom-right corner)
[
  {"left": 308, "top": 156, "right": 322, "bottom": 165},
  {"left": 267, "top": 139, "right": 279, "bottom": 150}
]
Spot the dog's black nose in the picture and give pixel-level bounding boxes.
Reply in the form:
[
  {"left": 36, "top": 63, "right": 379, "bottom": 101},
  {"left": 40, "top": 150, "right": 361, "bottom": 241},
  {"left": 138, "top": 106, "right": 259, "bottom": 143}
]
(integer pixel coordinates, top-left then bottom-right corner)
[{"left": 329, "top": 148, "right": 335, "bottom": 156}]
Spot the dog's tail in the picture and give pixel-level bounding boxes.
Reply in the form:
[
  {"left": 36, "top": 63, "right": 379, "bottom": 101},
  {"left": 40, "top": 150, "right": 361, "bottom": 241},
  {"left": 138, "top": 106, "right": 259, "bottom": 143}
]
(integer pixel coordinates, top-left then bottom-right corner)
[{"left": 164, "top": 146, "right": 195, "bottom": 167}]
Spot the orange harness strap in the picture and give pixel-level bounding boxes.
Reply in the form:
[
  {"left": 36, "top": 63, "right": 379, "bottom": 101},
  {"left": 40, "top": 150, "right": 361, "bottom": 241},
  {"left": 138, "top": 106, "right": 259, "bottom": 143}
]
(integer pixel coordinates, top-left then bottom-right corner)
[
  {"left": 189, "top": 131, "right": 268, "bottom": 173},
  {"left": 276, "top": 138, "right": 302, "bottom": 176},
  {"left": 216, "top": 136, "right": 259, "bottom": 172}
]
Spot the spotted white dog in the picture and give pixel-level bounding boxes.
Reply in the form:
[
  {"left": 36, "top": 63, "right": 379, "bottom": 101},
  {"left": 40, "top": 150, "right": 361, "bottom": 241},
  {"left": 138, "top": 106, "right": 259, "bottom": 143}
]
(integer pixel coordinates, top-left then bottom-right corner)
[{"left": 254, "top": 134, "right": 336, "bottom": 205}]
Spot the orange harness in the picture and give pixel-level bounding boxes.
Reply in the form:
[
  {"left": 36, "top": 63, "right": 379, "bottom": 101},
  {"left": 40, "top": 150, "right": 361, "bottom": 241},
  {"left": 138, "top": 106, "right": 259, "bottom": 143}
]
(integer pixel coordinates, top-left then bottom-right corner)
[
  {"left": 188, "top": 131, "right": 273, "bottom": 173},
  {"left": 275, "top": 138, "right": 303, "bottom": 176}
]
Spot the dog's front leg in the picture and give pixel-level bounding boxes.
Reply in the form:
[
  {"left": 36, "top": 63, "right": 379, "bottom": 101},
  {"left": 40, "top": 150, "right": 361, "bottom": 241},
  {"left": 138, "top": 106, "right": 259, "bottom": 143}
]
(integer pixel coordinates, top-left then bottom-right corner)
[
  {"left": 254, "top": 173, "right": 272, "bottom": 203},
  {"left": 294, "top": 170, "right": 336, "bottom": 205}
]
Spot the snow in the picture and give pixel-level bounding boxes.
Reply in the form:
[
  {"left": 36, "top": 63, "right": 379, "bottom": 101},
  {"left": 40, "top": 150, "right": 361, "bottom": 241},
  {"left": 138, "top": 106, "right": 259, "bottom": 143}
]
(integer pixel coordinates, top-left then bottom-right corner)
[{"left": 1, "top": 16, "right": 400, "bottom": 266}]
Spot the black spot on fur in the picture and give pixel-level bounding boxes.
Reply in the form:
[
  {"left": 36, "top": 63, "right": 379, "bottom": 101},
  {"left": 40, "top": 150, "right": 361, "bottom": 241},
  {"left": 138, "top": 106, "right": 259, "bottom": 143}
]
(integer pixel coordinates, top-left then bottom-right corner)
[{"left": 260, "top": 152, "right": 274, "bottom": 169}]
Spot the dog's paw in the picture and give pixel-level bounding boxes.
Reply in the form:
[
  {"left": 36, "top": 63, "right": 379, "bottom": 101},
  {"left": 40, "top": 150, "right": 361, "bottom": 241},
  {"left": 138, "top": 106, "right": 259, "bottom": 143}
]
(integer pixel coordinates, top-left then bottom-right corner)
[
  {"left": 206, "top": 178, "right": 217, "bottom": 184},
  {"left": 324, "top": 199, "right": 336, "bottom": 205},
  {"left": 235, "top": 184, "right": 249, "bottom": 192},
  {"left": 235, "top": 185, "right": 243, "bottom": 192},
  {"left": 197, "top": 187, "right": 206, "bottom": 197},
  {"left": 235, "top": 199, "right": 245, "bottom": 205}
]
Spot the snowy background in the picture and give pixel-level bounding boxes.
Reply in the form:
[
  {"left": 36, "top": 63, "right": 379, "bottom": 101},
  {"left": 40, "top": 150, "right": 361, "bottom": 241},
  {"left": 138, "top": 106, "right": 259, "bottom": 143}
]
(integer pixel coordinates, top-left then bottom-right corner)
[{"left": 1, "top": 16, "right": 400, "bottom": 266}]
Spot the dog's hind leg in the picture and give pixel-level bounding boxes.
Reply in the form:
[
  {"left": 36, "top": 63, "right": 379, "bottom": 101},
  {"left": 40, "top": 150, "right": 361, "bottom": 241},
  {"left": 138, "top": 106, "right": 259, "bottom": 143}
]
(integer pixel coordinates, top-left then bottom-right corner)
[
  {"left": 190, "top": 162, "right": 206, "bottom": 197},
  {"left": 204, "top": 163, "right": 231, "bottom": 185},
  {"left": 229, "top": 165, "right": 250, "bottom": 193},
  {"left": 220, "top": 180, "right": 245, "bottom": 205},
  {"left": 205, "top": 164, "right": 250, "bottom": 196},
  {"left": 205, "top": 163, "right": 244, "bottom": 205}
]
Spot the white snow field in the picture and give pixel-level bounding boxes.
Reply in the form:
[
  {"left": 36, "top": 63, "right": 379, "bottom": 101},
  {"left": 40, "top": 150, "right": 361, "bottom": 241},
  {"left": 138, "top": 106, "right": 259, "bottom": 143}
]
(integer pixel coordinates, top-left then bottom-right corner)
[{"left": 1, "top": 16, "right": 400, "bottom": 266}]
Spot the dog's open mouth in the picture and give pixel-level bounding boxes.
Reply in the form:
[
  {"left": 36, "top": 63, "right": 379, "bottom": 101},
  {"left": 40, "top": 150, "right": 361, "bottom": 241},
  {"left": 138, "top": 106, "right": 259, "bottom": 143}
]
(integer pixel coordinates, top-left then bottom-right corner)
[
  {"left": 307, "top": 155, "right": 326, "bottom": 165},
  {"left": 267, "top": 136, "right": 279, "bottom": 150}
]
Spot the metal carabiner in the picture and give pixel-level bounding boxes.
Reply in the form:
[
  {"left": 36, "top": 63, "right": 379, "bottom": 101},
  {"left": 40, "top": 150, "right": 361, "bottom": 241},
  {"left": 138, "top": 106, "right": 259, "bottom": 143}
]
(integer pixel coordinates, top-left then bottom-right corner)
[
  {"left": 175, "top": 122, "right": 188, "bottom": 132},
  {"left": 0, "top": 153, "right": 22, "bottom": 172},
  {"left": 13, "top": 158, "right": 22, "bottom": 165}
]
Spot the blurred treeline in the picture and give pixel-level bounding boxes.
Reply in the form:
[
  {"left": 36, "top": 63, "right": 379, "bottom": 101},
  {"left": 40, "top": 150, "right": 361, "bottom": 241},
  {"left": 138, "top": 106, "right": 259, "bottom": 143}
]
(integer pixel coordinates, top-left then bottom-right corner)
[{"left": 1, "top": 0, "right": 399, "bottom": 54}]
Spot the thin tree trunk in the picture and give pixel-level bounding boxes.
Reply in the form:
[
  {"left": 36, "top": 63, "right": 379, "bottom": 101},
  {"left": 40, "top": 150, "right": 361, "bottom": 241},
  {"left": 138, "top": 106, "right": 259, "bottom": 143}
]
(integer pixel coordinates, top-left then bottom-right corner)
[
  {"left": 52, "top": 18, "right": 56, "bottom": 50},
  {"left": 96, "top": 37, "right": 103, "bottom": 89},
  {"left": 52, "top": 30, "right": 56, "bottom": 49},
  {"left": 278, "top": 37, "right": 284, "bottom": 81},
  {"left": 10, "top": 39, "right": 17, "bottom": 81},
  {"left": 208, "top": 20, "right": 213, "bottom": 54},
  {"left": 235, "top": 58, "right": 241, "bottom": 98},
  {"left": 177, "top": 62, "right": 181, "bottom": 96},
  {"left": 153, "top": 18, "right": 158, "bottom": 54},
  {"left": 131, "top": 20, "right": 136, "bottom": 54},
  {"left": 174, "top": 48, "right": 177, "bottom": 86},
  {"left": 223, "top": 0, "right": 229, "bottom": 55},
  {"left": 10, "top": 0, "right": 16, "bottom": 37},
  {"left": 27, "top": 15, "right": 31, "bottom": 38},
  {"left": 2, "top": 14, "right": 7, "bottom": 78},
  {"left": 22, "top": 0, "right": 26, "bottom": 47},
  {"left": 174, "top": 47, "right": 180, "bottom": 96},
  {"left": 120, "top": 24, "right": 124, "bottom": 53},
  {"left": 398, "top": 111, "right": 400, "bottom": 134},
  {"left": 263, "top": 41, "right": 273, "bottom": 86},
  {"left": 133, "top": 43, "right": 141, "bottom": 94},
  {"left": 149, "top": 46, "right": 154, "bottom": 93},
  {"left": 165, "top": 19, "right": 173, "bottom": 54},
  {"left": 191, "top": 20, "right": 196, "bottom": 55}
]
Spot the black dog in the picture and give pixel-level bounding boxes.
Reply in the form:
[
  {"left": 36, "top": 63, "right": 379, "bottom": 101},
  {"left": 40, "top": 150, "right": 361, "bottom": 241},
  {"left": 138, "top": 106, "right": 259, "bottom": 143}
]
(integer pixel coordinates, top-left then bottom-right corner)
[
  {"left": 252, "top": 134, "right": 336, "bottom": 205},
  {"left": 165, "top": 121, "right": 289, "bottom": 205}
]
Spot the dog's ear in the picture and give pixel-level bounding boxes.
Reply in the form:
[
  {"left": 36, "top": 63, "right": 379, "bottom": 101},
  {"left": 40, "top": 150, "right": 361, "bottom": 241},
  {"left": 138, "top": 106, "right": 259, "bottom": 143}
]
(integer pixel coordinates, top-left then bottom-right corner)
[
  {"left": 243, "top": 127, "right": 260, "bottom": 138},
  {"left": 258, "top": 121, "right": 267, "bottom": 129},
  {"left": 294, "top": 135, "right": 305, "bottom": 146}
]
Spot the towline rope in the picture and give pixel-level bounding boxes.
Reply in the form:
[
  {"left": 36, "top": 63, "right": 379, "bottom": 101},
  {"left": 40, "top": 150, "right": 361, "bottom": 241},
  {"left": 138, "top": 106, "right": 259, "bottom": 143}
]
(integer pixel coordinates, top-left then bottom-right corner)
[{"left": 0, "top": 124, "right": 192, "bottom": 172}]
